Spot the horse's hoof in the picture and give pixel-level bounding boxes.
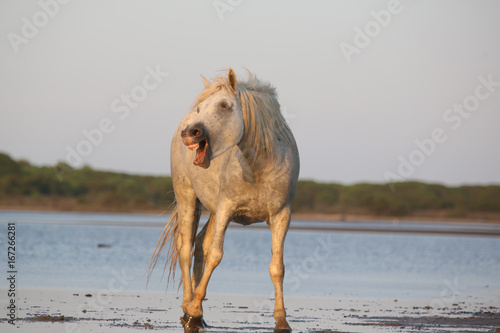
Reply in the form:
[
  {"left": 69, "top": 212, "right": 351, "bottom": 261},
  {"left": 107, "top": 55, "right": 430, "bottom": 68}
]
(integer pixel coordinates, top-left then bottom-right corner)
[
  {"left": 180, "top": 312, "right": 207, "bottom": 332},
  {"left": 274, "top": 329, "right": 292, "bottom": 333}
]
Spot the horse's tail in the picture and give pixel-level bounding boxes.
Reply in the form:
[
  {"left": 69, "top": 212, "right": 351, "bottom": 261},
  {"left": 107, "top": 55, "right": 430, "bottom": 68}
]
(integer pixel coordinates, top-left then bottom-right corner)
[{"left": 148, "top": 204, "right": 179, "bottom": 286}]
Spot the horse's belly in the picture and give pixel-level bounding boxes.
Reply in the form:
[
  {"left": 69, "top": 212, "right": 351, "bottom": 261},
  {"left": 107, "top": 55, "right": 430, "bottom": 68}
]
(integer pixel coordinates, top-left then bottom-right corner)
[
  {"left": 184, "top": 146, "right": 295, "bottom": 222},
  {"left": 232, "top": 215, "right": 263, "bottom": 225}
]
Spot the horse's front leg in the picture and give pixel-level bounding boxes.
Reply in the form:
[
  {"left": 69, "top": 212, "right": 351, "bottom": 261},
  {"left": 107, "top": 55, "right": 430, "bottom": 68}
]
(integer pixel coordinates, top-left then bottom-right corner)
[
  {"left": 184, "top": 208, "right": 231, "bottom": 324},
  {"left": 269, "top": 206, "right": 292, "bottom": 333},
  {"left": 177, "top": 200, "right": 201, "bottom": 314}
]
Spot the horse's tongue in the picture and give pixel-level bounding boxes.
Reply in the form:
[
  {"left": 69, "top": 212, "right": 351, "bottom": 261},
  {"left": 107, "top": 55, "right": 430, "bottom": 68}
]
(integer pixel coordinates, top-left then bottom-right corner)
[
  {"left": 193, "top": 142, "right": 210, "bottom": 169},
  {"left": 194, "top": 148, "right": 205, "bottom": 164}
]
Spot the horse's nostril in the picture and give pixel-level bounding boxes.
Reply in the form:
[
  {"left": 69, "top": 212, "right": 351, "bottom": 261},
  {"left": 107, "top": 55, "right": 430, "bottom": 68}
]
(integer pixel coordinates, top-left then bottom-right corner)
[
  {"left": 182, "top": 123, "right": 205, "bottom": 138},
  {"left": 190, "top": 128, "right": 202, "bottom": 137}
]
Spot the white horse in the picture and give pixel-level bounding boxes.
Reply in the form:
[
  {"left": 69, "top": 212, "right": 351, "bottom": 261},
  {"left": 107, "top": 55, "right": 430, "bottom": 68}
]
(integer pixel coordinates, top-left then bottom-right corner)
[{"left": 151, "top": 68, "right": 300, "bottom": 332}]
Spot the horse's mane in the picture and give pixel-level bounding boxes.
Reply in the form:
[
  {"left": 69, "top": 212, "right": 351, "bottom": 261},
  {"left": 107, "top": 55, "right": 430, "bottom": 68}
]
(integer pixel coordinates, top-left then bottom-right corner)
[{"left": 194, "top": 70, "right": 296, "bottom": 167}]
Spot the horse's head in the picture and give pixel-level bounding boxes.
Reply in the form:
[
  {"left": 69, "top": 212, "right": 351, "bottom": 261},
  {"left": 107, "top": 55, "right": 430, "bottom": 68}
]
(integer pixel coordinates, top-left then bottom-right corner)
[{"left": 181, "top": 68, "right": 243, "bottom": 169}]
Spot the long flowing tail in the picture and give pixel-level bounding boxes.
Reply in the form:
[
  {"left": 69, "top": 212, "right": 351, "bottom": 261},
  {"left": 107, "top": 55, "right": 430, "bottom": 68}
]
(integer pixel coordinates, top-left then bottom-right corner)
[{"left": 148, "top": 205, "right": 179, "bottom": 285}]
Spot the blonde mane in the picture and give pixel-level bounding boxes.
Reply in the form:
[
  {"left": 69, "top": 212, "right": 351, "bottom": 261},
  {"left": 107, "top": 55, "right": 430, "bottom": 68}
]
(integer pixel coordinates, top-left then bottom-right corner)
[{"left": 194, "top": 70, "right": 295, "bottom": 167}]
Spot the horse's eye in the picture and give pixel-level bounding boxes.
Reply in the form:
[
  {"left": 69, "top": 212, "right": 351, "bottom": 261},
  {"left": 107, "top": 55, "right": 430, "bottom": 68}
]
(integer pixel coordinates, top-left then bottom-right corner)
[{"left": 220, "top": 101, "right": 231, "bottom": 110}]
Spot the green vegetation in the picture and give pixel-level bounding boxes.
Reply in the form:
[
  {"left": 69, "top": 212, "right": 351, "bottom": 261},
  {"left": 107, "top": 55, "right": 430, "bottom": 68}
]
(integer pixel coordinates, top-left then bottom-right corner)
[
  {"left": 1, "top": 152, "right": 499, "bottom": 219},
  {"left": 292, "top": 180, "right": 500, "bottom": 218},
  {"left": 0, "top": 153, "right": 174, "bottom": 212}
]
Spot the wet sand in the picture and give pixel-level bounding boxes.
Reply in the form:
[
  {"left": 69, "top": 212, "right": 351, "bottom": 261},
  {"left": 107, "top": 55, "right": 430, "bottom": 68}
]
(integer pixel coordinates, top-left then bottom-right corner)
[{"left": 2, "top": 288, "right": 499, "bottom": 333}]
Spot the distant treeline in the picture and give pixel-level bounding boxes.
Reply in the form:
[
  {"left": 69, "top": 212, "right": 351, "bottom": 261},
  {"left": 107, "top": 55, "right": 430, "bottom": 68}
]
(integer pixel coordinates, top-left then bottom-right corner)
[
  {"left": 1, "top": 152, "right": 499, "bottom": 218},
  {"left": 0, "top": 153, "right": 173, "bottom": 212},
  {"left": 293, "top": 180, "right": 500, "bottom": 217}
]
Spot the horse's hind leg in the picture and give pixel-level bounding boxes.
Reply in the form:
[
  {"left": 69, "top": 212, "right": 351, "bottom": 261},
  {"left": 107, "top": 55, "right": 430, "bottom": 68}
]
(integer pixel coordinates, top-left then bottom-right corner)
[
  {"left": 269, "top": 207, "right": 292, "bottom": 333},
  {"left": 192, "top": 223, "right": 208, "bottom": 292},
  {"left": 192, "top": 214, "right": 215, "bottom": 291}
]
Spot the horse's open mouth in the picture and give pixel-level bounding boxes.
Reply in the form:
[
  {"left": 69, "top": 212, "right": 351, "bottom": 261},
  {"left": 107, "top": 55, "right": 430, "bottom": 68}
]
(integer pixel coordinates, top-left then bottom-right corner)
[{"left": 188, "top": 139, "right": 210, "bottom": 168}]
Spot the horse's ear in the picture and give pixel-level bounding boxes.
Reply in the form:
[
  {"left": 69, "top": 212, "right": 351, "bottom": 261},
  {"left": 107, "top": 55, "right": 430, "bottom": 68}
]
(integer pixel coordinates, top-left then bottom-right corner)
[
  {"left": 200, "top": 74, "right": 209, "bottom": 88},
  {"left": 228, "top": 68, "right": 237, "bottom": 91}
]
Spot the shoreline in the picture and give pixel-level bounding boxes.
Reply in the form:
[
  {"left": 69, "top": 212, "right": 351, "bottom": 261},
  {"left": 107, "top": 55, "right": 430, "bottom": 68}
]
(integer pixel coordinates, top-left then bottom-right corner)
[
  {"left": 292, "top": 211, "right": 500, "bottom": 223},
  {"left": 2, "top": 206, "right": 500, "bottom": 225},
  {"left": 2, "top": 288, "right": 499, "bottom": 333}
]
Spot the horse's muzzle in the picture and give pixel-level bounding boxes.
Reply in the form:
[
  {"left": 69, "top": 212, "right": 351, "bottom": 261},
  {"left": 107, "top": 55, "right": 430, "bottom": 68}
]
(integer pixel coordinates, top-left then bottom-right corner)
[
  {"left": 181, "top": 123, "right": 204, "bottom": 141},
  {"left": 181, "top": 123, "right": 211, "bottom": 169}
]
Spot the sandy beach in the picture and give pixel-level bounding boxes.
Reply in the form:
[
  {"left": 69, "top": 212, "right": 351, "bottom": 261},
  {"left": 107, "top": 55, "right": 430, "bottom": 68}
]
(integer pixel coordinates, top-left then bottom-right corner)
[{"left": 2, "top": 288, "right": 499, "bottom": 333}]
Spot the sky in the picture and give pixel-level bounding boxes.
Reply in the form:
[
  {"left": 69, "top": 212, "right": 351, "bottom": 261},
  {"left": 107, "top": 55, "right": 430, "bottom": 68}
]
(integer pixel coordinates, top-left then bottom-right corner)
[{"left": 1, "top": 0, "right": 499, "bottom": 185}]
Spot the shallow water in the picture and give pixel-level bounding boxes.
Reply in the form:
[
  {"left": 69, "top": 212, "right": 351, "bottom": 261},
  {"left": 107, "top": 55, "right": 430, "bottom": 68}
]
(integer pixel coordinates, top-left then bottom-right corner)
[{"left": 1, "top": 211, "right": 499, "bottom": 301}]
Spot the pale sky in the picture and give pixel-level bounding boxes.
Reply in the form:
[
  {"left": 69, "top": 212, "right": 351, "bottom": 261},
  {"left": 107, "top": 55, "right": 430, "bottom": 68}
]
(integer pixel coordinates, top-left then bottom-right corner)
[{"left": 1, "top": 0, "right": 499, "bottom": 185}]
